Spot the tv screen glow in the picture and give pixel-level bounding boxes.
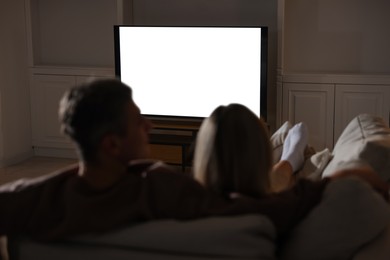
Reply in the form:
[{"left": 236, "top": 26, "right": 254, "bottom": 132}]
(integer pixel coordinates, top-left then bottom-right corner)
[{"left": 114, "top": 26, "right": 267, "bottom": 119}]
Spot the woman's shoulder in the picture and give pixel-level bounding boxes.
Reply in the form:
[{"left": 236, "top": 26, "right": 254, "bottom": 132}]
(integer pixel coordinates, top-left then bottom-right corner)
[{"left": 128, "top": 160, "right": 192, "bottom": 179}]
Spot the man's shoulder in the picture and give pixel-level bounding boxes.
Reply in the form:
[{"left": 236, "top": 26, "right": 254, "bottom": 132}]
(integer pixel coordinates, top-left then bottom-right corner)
[{"left": 0, "top": 164, "right": 79, "bottom": 193}]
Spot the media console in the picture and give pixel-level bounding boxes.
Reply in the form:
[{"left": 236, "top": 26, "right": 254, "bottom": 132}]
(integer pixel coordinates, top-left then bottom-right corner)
[{"left": 149, "top": 121, "right": 201, "bottom": 172}]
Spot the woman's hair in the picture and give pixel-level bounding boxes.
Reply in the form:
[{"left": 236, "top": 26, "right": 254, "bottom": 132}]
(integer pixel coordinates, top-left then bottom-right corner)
[
  {"left": 58, "top": 79, "right": 132, "bottom": 162},
  {"left": 193, "top": 104, "right": 272, "bottom": 198}
]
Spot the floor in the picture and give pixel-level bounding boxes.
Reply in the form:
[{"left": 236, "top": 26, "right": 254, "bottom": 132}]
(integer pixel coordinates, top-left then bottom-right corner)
[{"left": 0, "top": 156, "right": 77, "bottom": 185}]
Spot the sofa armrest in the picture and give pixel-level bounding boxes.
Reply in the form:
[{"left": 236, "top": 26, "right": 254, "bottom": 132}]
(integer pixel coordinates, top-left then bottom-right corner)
[
  {"left": 280, "top": 177, "right": 390, "bottom": 260},
  {"left": 353, "top": 220, "right": 390, "bottom": 260}
]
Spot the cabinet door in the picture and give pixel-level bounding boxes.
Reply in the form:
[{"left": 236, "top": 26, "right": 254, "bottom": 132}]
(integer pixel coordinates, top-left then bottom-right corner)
[
  {"left": 30, "top": 75, "right": 75, "bottom": 149},
  {"left": 282, "top": 83, "right": 335, "bottom": 150},
  {"left": 334, "top": 84, "right": 390, "bottom": 142}
]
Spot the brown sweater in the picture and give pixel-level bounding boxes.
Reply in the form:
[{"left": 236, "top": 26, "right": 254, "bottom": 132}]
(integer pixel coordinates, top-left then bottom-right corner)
[{"left": 0, "top": 161, "right": 329, "bottom": 241}]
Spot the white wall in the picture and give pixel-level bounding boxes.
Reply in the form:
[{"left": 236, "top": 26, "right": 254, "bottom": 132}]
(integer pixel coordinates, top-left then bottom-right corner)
[
  {"left": 282, "top": 0, "right": 390, "bottom": 74},
  {"left": 0, "top": 0, "right": 33, "bottom": 165}
]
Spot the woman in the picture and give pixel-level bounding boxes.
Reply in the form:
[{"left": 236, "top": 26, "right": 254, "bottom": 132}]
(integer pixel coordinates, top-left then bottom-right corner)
[{"left": 193, "top": 103, "right": 388, "bottom": 200}]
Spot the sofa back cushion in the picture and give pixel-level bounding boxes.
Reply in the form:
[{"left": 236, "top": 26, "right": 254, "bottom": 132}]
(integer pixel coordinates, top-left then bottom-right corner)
[{"left": 14, "top": 214, "right": 276, "bottom": 260}]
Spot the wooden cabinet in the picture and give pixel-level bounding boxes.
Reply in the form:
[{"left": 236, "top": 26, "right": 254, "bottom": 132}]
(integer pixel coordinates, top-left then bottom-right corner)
[
  {"left": 30, "top": 73, "right": 114, "bottom": 157},
  {"left": 282, "top": 83, "right": 334, "bottom": 150},
  {"left": 280, "top": 75, "right": 390, "bottom": 151},
  {"left": 334, "top": 84, "right": 390, "bottom": 141},
  {"left": 277, "top": 1, "right": 390, "bottom": 151},
  {"left": 25, "top": 0, "right": 123, "bottom": 157},
  {"left": 30, "top": 75, "right": 75, "bottom": 150}
]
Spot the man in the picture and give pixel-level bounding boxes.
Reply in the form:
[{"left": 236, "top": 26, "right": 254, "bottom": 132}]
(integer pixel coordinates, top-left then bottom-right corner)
[{"left": 0, "top": 79, "right": 238, "bottom": 240}]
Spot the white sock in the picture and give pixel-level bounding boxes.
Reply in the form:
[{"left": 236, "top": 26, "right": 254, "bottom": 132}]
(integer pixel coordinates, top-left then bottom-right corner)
[{"left": 280, "top": 122, "right": 308, "bottom": 172}]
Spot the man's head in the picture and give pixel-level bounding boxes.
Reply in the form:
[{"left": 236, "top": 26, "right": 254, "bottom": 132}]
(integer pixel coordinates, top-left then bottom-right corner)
[{"left": 59, "top": 79, "right": 152, "bottom": 163}]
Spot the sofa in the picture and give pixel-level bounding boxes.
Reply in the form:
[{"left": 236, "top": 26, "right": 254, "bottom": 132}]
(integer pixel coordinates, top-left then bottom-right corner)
[{"left": 4, "top": 114, "right": 390, "bottom": 260}]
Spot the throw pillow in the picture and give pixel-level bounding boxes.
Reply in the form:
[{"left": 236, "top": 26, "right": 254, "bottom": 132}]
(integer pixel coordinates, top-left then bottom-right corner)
[
  {"left": 322, "top": 114, "right": 390, "bottom": 181},
  {"left": 297, "top": 148, "right": 332, "bottom": 181}
]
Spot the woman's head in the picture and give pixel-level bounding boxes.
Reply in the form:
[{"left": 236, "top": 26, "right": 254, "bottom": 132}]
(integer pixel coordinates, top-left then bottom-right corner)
[{"left": 193, "top": 104, "right": 272, "bottom": 198}]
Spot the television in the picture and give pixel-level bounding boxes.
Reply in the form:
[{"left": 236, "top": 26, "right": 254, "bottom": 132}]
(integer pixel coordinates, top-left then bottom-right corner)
[{"left": 114, "top": 26, "right": 268, "bottom": 121}]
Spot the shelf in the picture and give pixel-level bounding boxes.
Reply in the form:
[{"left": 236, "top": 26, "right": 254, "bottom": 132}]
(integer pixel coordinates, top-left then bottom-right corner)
[{"left": 149, "top": 126, "right": 199, "bottom": 172}]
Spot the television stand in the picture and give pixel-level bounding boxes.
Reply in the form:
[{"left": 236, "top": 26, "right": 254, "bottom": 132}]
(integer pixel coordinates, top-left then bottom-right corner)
[{"left": 149, "top": 120, "right": 201, "bottom": 172}]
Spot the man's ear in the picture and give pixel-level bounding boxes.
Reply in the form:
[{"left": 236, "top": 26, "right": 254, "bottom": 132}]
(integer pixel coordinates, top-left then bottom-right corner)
[{"left": 100, "top": 134, "right": 122, "bottom": 157}]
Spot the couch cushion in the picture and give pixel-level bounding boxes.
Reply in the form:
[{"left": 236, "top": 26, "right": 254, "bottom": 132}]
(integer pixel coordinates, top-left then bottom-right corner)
[
  {"left": 15, "top": 214, "right": 276, "bottom": 260},
  {"left": 322, "top": 114, "right": 390, "bottom": 181},
  {"left": 279, "top": 177, "right": 390, "bottom": 260}
]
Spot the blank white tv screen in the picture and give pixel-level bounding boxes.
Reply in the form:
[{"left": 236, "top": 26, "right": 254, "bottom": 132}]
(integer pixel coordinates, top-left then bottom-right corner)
[{"left": 115, "top": 26, "right": 267, "bottom": 118}]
